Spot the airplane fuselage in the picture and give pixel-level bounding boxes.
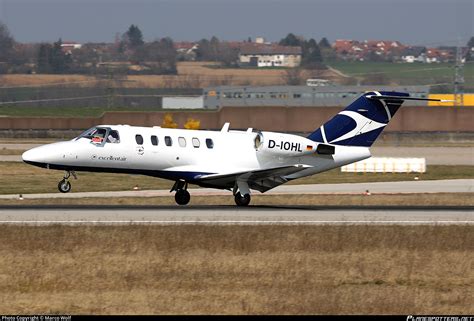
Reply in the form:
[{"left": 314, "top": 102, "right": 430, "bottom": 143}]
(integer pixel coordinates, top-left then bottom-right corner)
[{"left": 23, "top": 124, "right": 371, "bottom": 189}]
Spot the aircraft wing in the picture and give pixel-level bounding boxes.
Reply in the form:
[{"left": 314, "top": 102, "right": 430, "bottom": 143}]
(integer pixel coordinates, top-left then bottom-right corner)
[{"left": 196, "top": 164, "right": 312, "bottom": 193}]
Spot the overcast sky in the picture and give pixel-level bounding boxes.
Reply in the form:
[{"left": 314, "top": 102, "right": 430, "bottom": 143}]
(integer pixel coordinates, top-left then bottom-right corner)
[{"left": 0, "top": 0, "right": 472, "bottom": 46}]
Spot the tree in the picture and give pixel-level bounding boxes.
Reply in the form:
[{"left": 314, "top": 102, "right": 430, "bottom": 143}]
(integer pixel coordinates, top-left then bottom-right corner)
[
  {"left": 184, "top": 118, "right": 200, "bottom": 130},
  {"left": 218, "top": 43, "right": 239, "bottom": 67},
  {"left": 36, "top": 39, "right": 72, "bottom": 74},
  {"left": 50, "top": 39, "right": 71, "bottom": 73},
  {"left": 0, "top": 22, "right": 15, "bottom": 62},
  {"left": 319, "top": 37, "right": 336, "bottom": 62},
  {"left": 466, "top": 37, "right": 474, "bottom": 62},
  {"left": 301, "top": 38, "right": 323, "bottom": 68},
  {"left": 162, "top": 113, "right": 178, "bottom": 128},
  {"left": 125, "top": 24, "right": 144, "bottom": 48},
  {"left": 209, "top": 36, "right": 220, "bottom": 61},
  {"left": 195, "top": 37, "right": 238, "bottom": 66},
  {"left": 279, "top": 33, "right": 302, "bottom": 46},
  {"left": 131, "top": 37, "right": 177, "bottom": 74},
  {"left": 37, "top": 43, "right": 53, "bottom": 73},
  {"left": 318, "top": 37, "right": 331, "bottom": 49},
  {"left": 467, "top": 36, "right": 474, "bottom": 48}
]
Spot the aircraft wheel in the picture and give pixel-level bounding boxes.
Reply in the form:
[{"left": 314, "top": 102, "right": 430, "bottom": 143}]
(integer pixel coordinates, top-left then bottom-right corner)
[
  {"left": 175, "top": 189, "right": 191, "bottom": 206},
  {"left": 58, "top": 179, "right": 71, "bottom": 193},
  {"left": 234, "top": 192, "right": 251, "bottom": 207}
]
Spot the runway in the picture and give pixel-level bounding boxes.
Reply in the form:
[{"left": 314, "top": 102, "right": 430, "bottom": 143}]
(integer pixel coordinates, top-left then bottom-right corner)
[
  {"left": 1, "top": 206, "right": 473, "bottom": 225},
  {"left": 0, "top": 179, "right": 472, "bottom": 199}
]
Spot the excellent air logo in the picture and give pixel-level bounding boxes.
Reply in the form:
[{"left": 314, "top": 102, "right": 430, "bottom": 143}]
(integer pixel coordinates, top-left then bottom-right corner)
[
  {"left": 91, "top": 155, "right": 127, "bottom": 161},
  {"left": 268, "top": 139, "right": 303, "bottom": 152}
]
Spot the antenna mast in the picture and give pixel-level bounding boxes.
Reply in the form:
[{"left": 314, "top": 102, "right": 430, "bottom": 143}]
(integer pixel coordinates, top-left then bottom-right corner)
[{"left": 454, "top": 44, "right": 464, "bottom": 106}]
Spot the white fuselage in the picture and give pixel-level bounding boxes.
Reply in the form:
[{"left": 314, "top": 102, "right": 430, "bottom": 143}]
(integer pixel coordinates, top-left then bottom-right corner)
[{"left": 22, "top": 124, "right": 371, "bottom": 192}]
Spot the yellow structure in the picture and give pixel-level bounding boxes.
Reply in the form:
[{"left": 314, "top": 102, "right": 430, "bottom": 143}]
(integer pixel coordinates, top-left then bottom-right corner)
[
  {"left": 428, "top": 94, "right": 474, "bottom": 106},
  {"left": 161, "top": 114, "right": 178, "bottom": 128},
  {"left": 184, "top": 118, "right": 201, "bottom": 130}
]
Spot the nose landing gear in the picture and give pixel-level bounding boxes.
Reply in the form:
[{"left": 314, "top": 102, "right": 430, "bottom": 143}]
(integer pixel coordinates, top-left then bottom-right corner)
[
  {"left": 171, "top": 180, "right": 191, "bottom": 205},
  {"left": 58, "top": 170, "right": 76, "bottom": 193}
]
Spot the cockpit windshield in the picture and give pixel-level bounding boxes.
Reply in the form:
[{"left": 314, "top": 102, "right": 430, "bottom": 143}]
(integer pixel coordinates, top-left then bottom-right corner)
[{"left": 75, "top": 127, "right": 120, "bottom": 145}]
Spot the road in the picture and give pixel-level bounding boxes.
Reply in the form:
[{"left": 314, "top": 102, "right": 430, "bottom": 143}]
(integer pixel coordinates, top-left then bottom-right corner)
[
  {"left": 0, "top": 206, "right": 472, "bottom": 225},
  {"left": 0, "top": 179, "right": 472, "bottom": 200}
]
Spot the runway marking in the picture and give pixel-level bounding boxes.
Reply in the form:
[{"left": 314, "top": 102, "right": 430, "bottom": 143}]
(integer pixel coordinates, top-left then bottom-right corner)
[{"left": 0, "top": 220, "right": 473, "bottom": 225}]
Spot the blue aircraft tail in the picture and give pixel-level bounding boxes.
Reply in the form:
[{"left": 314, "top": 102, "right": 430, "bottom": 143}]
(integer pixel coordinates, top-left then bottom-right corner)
[{"left": 307, "top": 91, "right": 409, "bottom": 147}]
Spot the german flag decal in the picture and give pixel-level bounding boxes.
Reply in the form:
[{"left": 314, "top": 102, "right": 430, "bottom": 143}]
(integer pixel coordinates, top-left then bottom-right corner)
[{"left": 306, "top": 145, "right": 313, "bottom": 151}]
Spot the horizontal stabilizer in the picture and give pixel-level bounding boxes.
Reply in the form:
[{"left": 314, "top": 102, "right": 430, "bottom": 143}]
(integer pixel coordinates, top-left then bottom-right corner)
[{"left": 365, "top": 95, "right": 448, "bottom": 102}]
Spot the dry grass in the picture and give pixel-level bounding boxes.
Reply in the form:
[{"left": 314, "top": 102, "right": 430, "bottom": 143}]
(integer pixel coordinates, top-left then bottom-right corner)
[
  {"left": 0, "top": 149, "right": 24, "bottom": 155},
  {"left": 1, "top": 193, "right": 473, "bottom": 207},
  {"left": 0, "top": 62, "right": 342, "bottom": 89},
  {"left": 0, "top": 74, "right": 95, "bottom": 87},
  {"left": 0, "top": 225, "right": 471, "bottom": 314}
]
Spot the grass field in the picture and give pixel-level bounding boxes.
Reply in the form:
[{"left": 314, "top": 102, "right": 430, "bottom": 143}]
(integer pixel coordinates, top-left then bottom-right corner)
[
  {"left": 328, "top": 61, "right": 474, "bottom": 88},
  {"left": 1, "top": 162, "right": 473, "bottom": 195},
  {"left": 0, "top": 224, "right": 471, "bottom": 314}
]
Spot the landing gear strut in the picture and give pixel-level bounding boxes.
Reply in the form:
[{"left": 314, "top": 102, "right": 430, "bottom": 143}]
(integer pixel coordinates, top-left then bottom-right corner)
[
  {"left": 58, "top": 170, "right": 76, "bottom": 193},
  {"left": 233, "top": 180, "right": 251, "bottom": 206},
  {"left": 171, "top": 180, "right": 190, "bottom": 206}
]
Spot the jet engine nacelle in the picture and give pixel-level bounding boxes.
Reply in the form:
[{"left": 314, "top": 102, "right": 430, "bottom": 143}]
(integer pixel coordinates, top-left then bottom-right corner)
[{"left": 255, "top": 131, "right": 319, "bottom": 157}]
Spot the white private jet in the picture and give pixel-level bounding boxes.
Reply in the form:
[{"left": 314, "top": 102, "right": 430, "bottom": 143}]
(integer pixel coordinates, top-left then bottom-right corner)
[{"left": 22, "top": 91, "right": 443, "bottom": 206}]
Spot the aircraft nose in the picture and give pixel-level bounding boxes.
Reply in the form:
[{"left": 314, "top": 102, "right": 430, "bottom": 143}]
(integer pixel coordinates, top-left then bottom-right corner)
[{"left": 22, "top": 147, "right": 44, "bottom": 164}]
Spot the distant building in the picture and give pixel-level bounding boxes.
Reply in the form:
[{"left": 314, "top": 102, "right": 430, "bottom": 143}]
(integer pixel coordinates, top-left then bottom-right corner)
[
  {"left": 61, "top": 41, "right": 82, "bottom": 54},
  {"left": 425, "top": 48, "right": 454, "bottom": 63},
  {"left": 239, "top": 44, "right": 302, "bottom": 67},
  {"left": 333, "top": 39, "right": 406, "bottom": 61},
  {"left": 203, "top": 85, "right": 430, "bottom": 109},
  {"left": 162, "top": 96, "right": 204, "bottom": 109},
  {"left": 306, "top": 79, "right": 332, "bottom": 86},
  {"left": 401, "top": 46, "right": 427, "bottom": 63}
]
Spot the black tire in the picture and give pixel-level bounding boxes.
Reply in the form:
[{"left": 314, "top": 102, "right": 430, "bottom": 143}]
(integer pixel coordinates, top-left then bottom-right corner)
[
  {"left": 175, "top": 189, "right": 191, "bottom": 206},
  {"left": 234, "top": 192, "right": 251, "bottom": 206},
  {"left": 58, "top": 179, "right": 71, "bottom": 193}
]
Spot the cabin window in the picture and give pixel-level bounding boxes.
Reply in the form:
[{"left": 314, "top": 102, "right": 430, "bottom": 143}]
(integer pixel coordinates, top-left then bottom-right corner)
[
  {"left": 206, "top": 138, "right": 214, "bottom": 149},
  {"left": 178, "top": 137, "right": 186, "bottom": 147},
  {"left": 192, "top": 138, "right": 200, "bottom": 148},
  {"left": 151, "top": 135, "right": 158, "bottom": 146},
  {"left": 165, "top": 136, "right": 172, "bottom": 146},
  {"left": 106, "top": 130, "right": 120, "bottom": 143},
  {"left": 135, "top": 134, "right": 143, "bottom": 145}
]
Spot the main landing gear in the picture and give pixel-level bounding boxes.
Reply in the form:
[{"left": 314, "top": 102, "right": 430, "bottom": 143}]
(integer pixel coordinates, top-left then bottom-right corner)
[
  {"left": 170, "top": 179, "right": 252, "bottom": 207},
  {"left": 171, "top": 180, "right": 190, "bottom": 206},
  {"left": 233, "top": 181, "right": 251, "bottom": 207},
  {"left": 58, "top": 170, "right": 76, "bottom": 193},
  {"left": 234, "top": 192, "right": 251, "bottom": 207}
]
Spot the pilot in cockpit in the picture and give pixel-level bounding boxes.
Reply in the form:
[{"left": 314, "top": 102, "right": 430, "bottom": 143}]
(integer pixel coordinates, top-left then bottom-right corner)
[{"left": 91, "top": 128, "right": 107, "bottom": 144}]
